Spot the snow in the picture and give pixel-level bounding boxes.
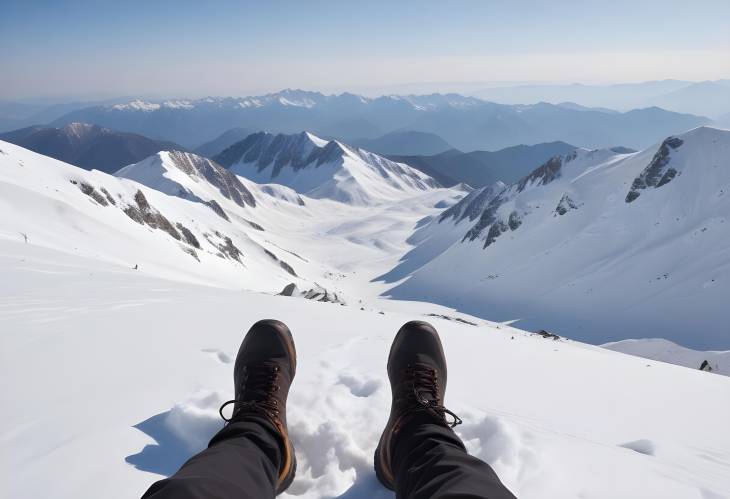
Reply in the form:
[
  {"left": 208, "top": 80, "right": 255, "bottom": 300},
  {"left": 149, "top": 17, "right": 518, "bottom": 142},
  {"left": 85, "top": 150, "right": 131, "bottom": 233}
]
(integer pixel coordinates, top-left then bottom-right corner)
[
  {"left": 3, "top": 133, "right": 730, "bottom": 499},
  {"left": 387, "top": 127, "right": 730, "bottom": 350},
  {"left": 111, "top": 100, "right": 161, "bottom": 112},
  {"left": 603, "top": 338, "right": 730, "bottom": 375},
  {"left": 227, "top": 132, "right": 440, "bottom": 206},
  {"left": 3, "top": 241, "right": 730, "bottom": 499}
]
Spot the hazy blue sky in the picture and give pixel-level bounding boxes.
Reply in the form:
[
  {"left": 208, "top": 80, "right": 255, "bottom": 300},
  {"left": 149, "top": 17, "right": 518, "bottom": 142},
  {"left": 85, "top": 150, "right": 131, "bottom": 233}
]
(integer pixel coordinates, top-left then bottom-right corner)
[{"left": 1, "top": 0, "right": 729, "bottom": 99}]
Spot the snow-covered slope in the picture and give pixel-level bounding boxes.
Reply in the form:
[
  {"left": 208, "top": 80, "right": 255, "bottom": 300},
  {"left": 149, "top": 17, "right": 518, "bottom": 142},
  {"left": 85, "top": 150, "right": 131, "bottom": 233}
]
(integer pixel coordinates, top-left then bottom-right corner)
[
  {"left": 603, "top": 338, "right": 730, "bottom": 376},
  {"left": 215, "top": 131, "right": 440, "bottom": 205},
  {"left": 386, "top": 127, "right": 730, "bottom": 349},
  {"left": 2, "top": 241, "right": 730, "bottom": 499},
  {"left": 0, "top": 141, "right": 333, "bottom": 291},
  {"left": 0, "top": 139, "right": 464, "bottom": 301}
]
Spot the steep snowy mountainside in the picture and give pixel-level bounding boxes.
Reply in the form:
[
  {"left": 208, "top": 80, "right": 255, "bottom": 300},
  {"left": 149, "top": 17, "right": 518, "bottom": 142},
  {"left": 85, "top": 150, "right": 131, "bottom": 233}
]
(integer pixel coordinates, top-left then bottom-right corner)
[
  {"left": 378, "top": 181, "right": 506, "bottom": 283},
  {"left": 0, "top": 141, "right": 322, "bottom": 291},
  {"left": 1, "top": 140, "right": 466, "bottom": 304},
  {"left": 386, "top": 127, "right": 730, "bottom": 349},
  {"left": 603, "top": 338, "right": 730, "bottom": 376},
  {"left": 214, "top": 131, "right": 440, "bottom": 205},
  {"left": 116, "top": 151, "right": 256, "bottom": 211}
]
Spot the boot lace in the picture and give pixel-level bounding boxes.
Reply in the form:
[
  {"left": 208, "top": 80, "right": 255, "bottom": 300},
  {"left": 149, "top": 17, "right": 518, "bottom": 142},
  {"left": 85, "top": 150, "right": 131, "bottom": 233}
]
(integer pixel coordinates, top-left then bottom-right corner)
[
  {"left": 404, "top": 363, "right": 462, "bottom": 428},
  {"left": 219, "top": 361, "right": 281, "bottom": 424}
]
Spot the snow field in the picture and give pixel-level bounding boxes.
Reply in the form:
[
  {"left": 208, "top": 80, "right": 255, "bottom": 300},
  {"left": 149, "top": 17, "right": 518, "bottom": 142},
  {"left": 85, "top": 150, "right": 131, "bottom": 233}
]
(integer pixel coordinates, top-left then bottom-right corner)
[{"left": 3, "top": 242, "right": 730, "bottom": 499}]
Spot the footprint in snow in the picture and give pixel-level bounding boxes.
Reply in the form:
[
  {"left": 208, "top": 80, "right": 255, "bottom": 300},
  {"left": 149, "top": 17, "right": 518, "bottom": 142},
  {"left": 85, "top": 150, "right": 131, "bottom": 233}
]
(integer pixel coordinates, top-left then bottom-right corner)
[
  {"left": 337, "top": 374, "right": 383, "bottom": 398},
  {"left": 201, "top": 348, "right": 233, "bottom": 364}
]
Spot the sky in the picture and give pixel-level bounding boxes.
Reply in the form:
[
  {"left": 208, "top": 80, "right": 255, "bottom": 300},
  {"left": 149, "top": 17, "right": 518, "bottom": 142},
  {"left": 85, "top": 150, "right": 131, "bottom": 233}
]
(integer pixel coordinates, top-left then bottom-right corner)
[{"left": 1, "top": 0, "right": 729, "bottom": 100}]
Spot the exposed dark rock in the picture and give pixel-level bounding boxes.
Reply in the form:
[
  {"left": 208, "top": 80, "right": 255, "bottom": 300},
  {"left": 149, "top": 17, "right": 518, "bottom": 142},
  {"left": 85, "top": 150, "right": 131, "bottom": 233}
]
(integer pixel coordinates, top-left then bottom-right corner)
[
  {"left": 534, "top": 329, "right": 561, "bottom": 340},
  {"left": 508, "top": 210, "right": 522, "bottom": 230},
  {"left": 279, "top": 260, "right": 297, "bottom": 277},
  {"left": 263, "top": 248, "right": 297, "bottom": 277},
  {"left": 555, "top": 194, "right": 578, "bottom": 215},
  {"left": 100, "top": 187, "right": 116, "bottom": 205},
  {"left": 279, "top": 283, "right": 298, "bottom": 296},
  {"left": 485, "top": 220, "right": 509, "bottom": 248},
  {"left": 166, "top": 151, "right": 256, "bottom": 207},
  {"left": 516, "top": 156, "right": 563, "bottom": 192},
  {"left": 277, "top": 282, "right": 345, "bottom": 304},
  {"left": 123, "top": 189, "right": 181, "bottom": 240},
  {"left": 626, "top": 137, "right": 684, "bottom": 203},
  {"left": 425, "top": 313, "right": 477, "bottom": 326},
  {"left": 77, "top": 182, "right": 109, "bottom": 206},
  {"left": 699, "top": 360, "right": 713, "bottom": 372},
  {"left": 218, "top": 235, "right": 242, "bottom": 262},
  {"left": 246, "top": 220, "right": 264, "bottom": 231},
  {"left": 205, "top": 199, "right": 229, "bottom": 221},
  {"left": 180, "top": 246, "right": 200, "bottom": 261},
  {"left": 440, "top": 181, "right": 506, "bottom": 224},
  {"left": 175, "top": 223, "right": 200, "bottom": 248}
]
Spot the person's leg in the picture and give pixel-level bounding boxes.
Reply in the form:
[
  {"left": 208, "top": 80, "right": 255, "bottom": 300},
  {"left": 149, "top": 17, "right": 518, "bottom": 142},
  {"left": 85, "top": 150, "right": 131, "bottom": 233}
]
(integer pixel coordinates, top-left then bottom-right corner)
[
  {"left": 141, "top": 418, "right": 281, "bottom": 499},
  {"left": 375, "top": 321, "right": 516, "bottom": 499},
  {"left": 140, "top": 319, "right": 298, "bottom": 499},
  {"left": 392, "top": 414, "right": 516, "bottom": 498}
]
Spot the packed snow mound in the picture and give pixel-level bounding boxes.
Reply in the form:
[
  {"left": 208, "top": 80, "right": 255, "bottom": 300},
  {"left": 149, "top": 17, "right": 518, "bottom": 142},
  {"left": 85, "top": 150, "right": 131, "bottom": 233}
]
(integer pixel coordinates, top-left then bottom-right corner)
[
  {"left": 387, "top": 127, "right": 730, "bottom": 349},
  {"left": 116, "top": 150, "right": 256, "bottom": 208},
  {"left": 603, "top": 338, "right": 730, "bottom": 376},
  {"left": 214, "top": 131, "right": 440, "bottom": 205}
]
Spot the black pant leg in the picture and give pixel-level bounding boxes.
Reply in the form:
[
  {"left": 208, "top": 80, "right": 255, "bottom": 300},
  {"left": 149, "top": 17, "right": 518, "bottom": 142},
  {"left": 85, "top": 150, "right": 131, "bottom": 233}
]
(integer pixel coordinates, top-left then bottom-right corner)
[
  {"left": 141, "top": 418, "right": 281, "bottom": 499},
  {"left": 392, "top": 415, "right": 517, "bottom": 499}
]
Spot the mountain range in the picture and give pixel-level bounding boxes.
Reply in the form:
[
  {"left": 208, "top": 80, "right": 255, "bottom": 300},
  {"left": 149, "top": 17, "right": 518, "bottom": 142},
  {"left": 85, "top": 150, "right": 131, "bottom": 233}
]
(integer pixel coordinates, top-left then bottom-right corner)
[
  {"left": 384, "top": 126, "right": 730, "bottom": 349},
  {"left": 390, "top": 141, "right": 582, "bottom": 187},
  {"left": 0, "top": 122, "right": 185, "bottom": 173},
  {"left": 472, "top": 79, "right": 730, "bottom": 118},
  {"left": 48, "top": 90, "right": 711, "bottom": 151}
]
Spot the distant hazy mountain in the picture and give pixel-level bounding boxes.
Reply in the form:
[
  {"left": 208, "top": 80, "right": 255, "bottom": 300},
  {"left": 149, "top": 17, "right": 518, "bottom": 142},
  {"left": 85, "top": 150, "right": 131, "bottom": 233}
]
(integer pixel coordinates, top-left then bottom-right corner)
[
  {"left": 0, "top": 98, "right": 130, "bottom": 133},
  {"left": 51, "top": 89, "right": 710, "bottom": 151},
  {"left": 648, "top": 81, "right": 730, "bottom": 119},
  {"left": 194, "top": 127, "right": 254, "bottom": 158},
  {"left": 718, "top": 112, "right": 730, "bottom": 128},
  {"left": 473, "top": 80, "right": 690, "bottom": 107},
  {"left": 391, "top": 141, "right": 579, "bottom": 187},
  {"left": 0, "top": 123, "right": 185, "bottom": 173},
  {"left": 473, "top": 79, "right": 730, "bottom": 118},
  {"left": 350, "top": 130, "right": 454, "bottom": 155}
]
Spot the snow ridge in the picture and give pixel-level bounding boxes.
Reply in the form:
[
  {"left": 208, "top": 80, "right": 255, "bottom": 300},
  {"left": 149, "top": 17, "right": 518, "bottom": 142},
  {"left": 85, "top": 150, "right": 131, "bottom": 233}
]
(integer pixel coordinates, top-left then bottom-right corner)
[{"left": 215, "top": 131, "right": 440, "bottom": 205}]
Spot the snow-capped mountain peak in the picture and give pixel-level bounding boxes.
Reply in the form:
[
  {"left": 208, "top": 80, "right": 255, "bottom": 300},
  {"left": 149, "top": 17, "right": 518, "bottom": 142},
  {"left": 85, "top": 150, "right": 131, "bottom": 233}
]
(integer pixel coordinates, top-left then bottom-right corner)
[
  {"left": 116, "top": 150, "right": 257, "bottom": 215},
  {"left": 214, "top": 131, "right": 440, "bottom": 205}
]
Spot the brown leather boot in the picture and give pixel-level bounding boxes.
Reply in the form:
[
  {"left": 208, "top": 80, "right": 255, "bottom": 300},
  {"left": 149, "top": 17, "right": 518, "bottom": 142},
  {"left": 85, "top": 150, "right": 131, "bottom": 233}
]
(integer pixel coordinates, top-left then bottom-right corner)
[
  {"left": 374, "top": 320, "right": 462, "bottom": 490},
  {"left": 219, "top": 319, "right": 297, "bottom": 494}
]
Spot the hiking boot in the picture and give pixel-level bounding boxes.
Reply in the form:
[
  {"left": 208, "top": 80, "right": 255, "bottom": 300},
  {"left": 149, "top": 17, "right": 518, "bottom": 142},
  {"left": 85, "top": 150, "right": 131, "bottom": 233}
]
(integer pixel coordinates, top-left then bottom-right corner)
[
  {"left": 219, "top": 319, "right": 297, "bottom": 494},
  {"left": 374, "top": 320, "right": 462, "bottom": 490}
]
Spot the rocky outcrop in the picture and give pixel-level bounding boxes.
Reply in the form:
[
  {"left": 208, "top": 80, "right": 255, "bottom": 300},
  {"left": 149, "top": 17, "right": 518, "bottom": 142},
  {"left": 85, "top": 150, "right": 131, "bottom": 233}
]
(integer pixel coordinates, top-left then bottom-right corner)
[
  {"left": 555, "top": 194, "right": 578, "bottom": 215},
  {"left": 626, "top": 137, "right": 684, "bottom": 203},
  {"left": 166, "top": 151, "right": 256, "bottom": 208},
  {"left": 278, "top": 282, "right": 345, "bottom": 304}
]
